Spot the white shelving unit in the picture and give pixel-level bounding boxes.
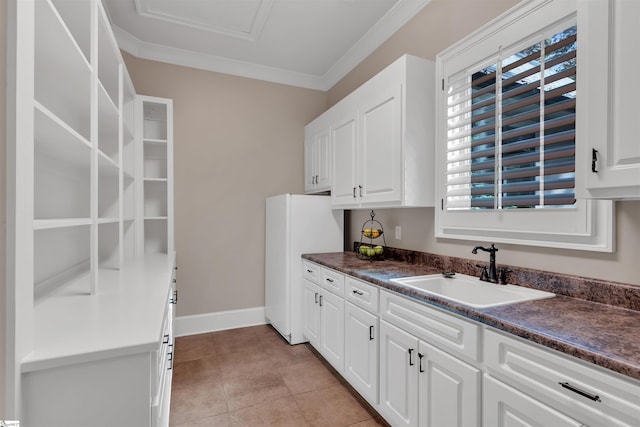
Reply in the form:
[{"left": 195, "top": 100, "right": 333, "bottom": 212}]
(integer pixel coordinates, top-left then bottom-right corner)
[
  {"left": 136, "top": 96, "right": 174, "bottom": 256},
  {"left": 6, "top": 0, "right": 175, "bottom": 422}
]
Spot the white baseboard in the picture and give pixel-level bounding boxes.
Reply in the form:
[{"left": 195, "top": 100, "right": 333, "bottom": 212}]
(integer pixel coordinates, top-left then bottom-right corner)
[{"left": 175, "top": 306, "right": 267, "bottom": 337}]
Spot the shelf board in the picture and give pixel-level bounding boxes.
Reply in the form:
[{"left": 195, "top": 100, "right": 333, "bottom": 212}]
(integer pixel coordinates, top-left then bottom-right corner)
[
  {"left": 144, "top": 216, "right": 168, "bottom": 220},
  {"left": 35, "top": 0, "right": 92, "bottom": 141},
  {"left": 34, "top": 218, "right": 91, "bottom": 230},
  {"left": 143, "top": 138, "right": 168, "bottom": 144},
  {"left": 35, "top": 101, "right": 91, "bottom": 170},
  {"left": 123, "top": 218, "right": 135, "bottom": 222},
  {"left": 97, "top": 218, "right": 119, "bottom": 225},
  {"left": 144, "top": 177, "right": 168, "bottom": 182}
]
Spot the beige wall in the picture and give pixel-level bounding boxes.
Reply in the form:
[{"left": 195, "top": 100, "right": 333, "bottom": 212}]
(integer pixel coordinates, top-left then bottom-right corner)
[
  {"left": 332, "top": 0, "right": 640, "bottom": 285},
  {"left": 1, "top": 0, "right": 7, "bottom": 415},
  {"left": 123, "top": 52, "right": 327, "bottom": 316}
]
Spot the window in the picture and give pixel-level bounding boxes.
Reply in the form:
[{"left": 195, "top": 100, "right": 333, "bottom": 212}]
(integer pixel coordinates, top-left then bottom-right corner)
[{"left": 435, "top": 0, "right": 613, "bottom": 251}]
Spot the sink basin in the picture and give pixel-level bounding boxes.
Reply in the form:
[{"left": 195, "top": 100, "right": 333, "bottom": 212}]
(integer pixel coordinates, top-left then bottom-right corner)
[{"left": 390, "top": 273, "right": 554, "bottom": 308}]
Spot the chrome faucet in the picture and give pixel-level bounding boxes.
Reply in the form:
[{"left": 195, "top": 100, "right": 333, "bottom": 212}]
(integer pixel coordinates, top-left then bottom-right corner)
[{"left": 472, "top": 244, "right": 499, "bottom": 283}]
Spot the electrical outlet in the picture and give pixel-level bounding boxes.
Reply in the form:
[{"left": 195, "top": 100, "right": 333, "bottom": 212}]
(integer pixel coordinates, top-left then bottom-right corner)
[{"left": 395, "top": 226, "right": 402, "bottom": 240}]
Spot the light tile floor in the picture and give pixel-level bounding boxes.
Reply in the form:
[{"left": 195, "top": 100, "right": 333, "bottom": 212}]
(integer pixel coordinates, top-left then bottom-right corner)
[{"left": 170, "top": 325, "right": 389, "bottom": 426}]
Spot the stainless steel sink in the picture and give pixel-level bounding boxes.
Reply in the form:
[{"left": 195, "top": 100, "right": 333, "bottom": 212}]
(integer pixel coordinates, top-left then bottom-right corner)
[{"left": 390, "top": 273, "right": 554, "bottom": 309}]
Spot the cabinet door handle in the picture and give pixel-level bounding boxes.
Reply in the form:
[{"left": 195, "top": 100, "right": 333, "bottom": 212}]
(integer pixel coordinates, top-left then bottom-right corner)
[
  {"left": 591, "top": 148, "right": 598, "bottom": 173},
  {"left": 352, "top": 289, "right": 364, "bottom": 296},
  {"left": 314, "top": 292, "right": 318, "bottom": 304},
  {"left": 369, "top": 325, "right": 374, "bottom": 341},
  {"left": 319, "top": 295, "right": 323, "bottom": 307},
  {"left": 174, "top": 289, "right": 178, "bottom": 303},
  {"left": 315, "top": 174, "right": 319, "bottom": 183},
  {"left": 326, "top": 277, "right": 334, "bottom": 283},
  {"left": 418, "top": 353, "right": 424, "bottom": 373},
  {"left": 559, "top": 382, "right": 602, "bottom": 402},
  {"left": 408, "top": 348, "right": 415, "bottom": 366},
  {"left": 162, "top": 334, "right": 169, "bottom": 344},
  {"left": 359, "top": 184, "right": 362, "bottom": 197}
]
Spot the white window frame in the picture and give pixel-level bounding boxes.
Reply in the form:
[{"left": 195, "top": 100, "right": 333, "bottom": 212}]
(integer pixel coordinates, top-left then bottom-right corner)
[{"left": 435, "top": 0, "right": 614, "bottom": 252}]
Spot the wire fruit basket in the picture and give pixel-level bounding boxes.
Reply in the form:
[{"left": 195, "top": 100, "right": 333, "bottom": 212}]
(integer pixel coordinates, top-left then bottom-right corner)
[{"left": 357, "top": 210, "right": 387, "bottom": 261}]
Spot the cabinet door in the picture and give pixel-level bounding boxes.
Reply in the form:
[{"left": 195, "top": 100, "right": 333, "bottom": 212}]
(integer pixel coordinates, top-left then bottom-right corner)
[
  {"left": 418, "top": 341, "right": 481, "bottom": 427},
  {"left": 581, "top": 0, "right": 640, "bottom": 199},
  {"left": 304, "top": 137, "right": 316, "bottom": 193},
  {"left": 331, "top": 113, "right": 359, "bottom": 207},
  {"left": 379, "top": 320, "right": 419, "bottom": 427},
  {"left": 302, "top": 279, "right": 321, "bottom": 348},
  {"left": 358, "top": 80, "right": 403, "bottom": 205},
  {"left": 319, "top": 290, "right": 345, "bottom": 372},
  {"left": 315, "top": 129, "right": 331, "bottom": 191},
  {"left": 484, "top": 375, "right": 583, "bottom": 427},
  {"left": 344, "top": 302, "right": 379, "bottom": 405}
]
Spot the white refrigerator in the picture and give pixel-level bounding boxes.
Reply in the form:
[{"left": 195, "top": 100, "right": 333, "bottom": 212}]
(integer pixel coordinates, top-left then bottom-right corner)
[{"left": 265, "top": 194, "right": 343, "bottom": 344}]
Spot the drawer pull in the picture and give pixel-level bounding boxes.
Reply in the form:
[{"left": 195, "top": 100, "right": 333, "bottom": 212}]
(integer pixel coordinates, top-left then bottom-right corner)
[
  {"left": 559, "top": 382, "right": 602, "bottom": 402},
  {"left": 408, "top": 348, "right": 415, "bottom": 366},
  {"left": 352, "top": 289, "right": 364, "bottom": 296},
  {"left": 307, "top": 269, "right": 313, "bottom": 273},
  {"left": 326, "top": 278, "right": 334, "bottom": 283}
]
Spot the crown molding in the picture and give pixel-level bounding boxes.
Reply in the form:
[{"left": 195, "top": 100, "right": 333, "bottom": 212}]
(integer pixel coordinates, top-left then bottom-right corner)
[
  {"left": 114, "top": 26, "right": 327, "bottom": 90},
  {"left": 114, "top": 0, "right": 432, "bottom": 91}
]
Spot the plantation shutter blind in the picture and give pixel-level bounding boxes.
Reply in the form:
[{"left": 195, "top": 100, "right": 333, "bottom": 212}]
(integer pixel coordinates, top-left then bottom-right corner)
[{"left": 445, "top": 25, "right": 577, "bottom": 211}]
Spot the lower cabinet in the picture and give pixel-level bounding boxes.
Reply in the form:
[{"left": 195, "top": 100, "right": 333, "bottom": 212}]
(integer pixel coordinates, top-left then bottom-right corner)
[
  {"left": 345, "top": 301, "right": 379, "bottom": 405},
  {"left": 379, "top": 319, "right": 480, "bottom": 427},
  {"left": 301, "top": 261, "right": 640, "bottom": 427},
  {"left": 484, "top": 375, "right": 582, "bottom": 427},
  {"left": 319, "top": 289, "right": 345, "bottom": 372},
  {"left": 302, "top": 272, "right": 345, "bottom": 373}
]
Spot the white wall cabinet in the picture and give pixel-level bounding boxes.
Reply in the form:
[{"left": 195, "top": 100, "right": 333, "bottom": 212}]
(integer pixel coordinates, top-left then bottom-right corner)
[
  {"left": 304, "top": 118, "right": 332, "bottom": 194},
  {"left": 7, "top": 0, "right": 176, "bottom": 421},
  {"left": 136, "top": 96, "right": 174, "bottom": 255},
  {"left": 329, "top": 55, "right": 435, "bottom": 209},
  {"left": 578, "top": 0, "right": 640, "bottom": 199}
]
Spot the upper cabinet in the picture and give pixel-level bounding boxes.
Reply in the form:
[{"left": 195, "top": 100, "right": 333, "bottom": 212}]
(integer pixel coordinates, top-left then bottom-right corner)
[
  {"left": 577, "top": 0, "right": 640, "bottom": 200},
  {"left": 304, "top": 54, "right": 435, "bottom": 207},
  {"left": 332, "top": 55, "right": 435, "bottom": 208},
  {"left": 304, "top": 111, "right": 332, "bottom": 194}
]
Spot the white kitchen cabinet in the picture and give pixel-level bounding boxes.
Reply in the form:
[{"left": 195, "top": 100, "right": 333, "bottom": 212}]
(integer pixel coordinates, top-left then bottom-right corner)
[
  {"left": 379, "top": 319, "right": 480, "bottom": 427},
  {"left": 302, "top": 264, "right": 345, "bottom": 372},
  {"left": 484, "top": 375, "right": 582, "bottom": 427},
  {"left": 330, "top": 54, "right": 435, "bottom": 209},
  {"left": 379, "top": 319, "right": 419, "bottom": 427},
  {"left": 319, "top": 288, "right": 345, "bottom": 372},
  {"left": 304, "top": 120, "right": 332, "bottom": 194},
  {"left": 418, "top": 340, "right": 480, "bottom": 427},
  {"left": 302, "top": 278, "right": 321, "bottom": 348},
  {"left": 484, "top": 328, "right": 640, "bottom": 427},
  {"left": 578, "top": 0, "right": 640, "bottom": 199},
  {"left": 21, "top": 255, "right": 177, "bottom": 427},
  {"left": 345, "top": 301, "right": 379, "bottom": 405}
]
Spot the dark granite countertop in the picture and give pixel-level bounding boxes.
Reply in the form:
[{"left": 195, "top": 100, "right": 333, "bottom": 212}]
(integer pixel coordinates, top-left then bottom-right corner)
[{"left": 302, "top": 251, "right": 640, "bottom": 382}]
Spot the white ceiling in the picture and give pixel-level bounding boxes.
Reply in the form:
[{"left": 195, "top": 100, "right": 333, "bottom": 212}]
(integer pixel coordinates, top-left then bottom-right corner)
[{"left": 103, "top": 0, "right": 431, "bottom": 90}]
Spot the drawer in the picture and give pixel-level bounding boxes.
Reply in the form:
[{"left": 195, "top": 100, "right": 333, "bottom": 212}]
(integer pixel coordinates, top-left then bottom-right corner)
[
  {"left": 302, "top": 260, "right": 321, "bottom": 284},
  {"left": 379, "top": 289, "right": 479, "bottom": 361},
  {"left": 345, "top": 276, "right": 379, "bottom": 313},
  {"left": 321, "top": 267, "right": 345, "bottom": 296},
  {"left": 484, "top": 328, "right": 640, "bottom": 427}
]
